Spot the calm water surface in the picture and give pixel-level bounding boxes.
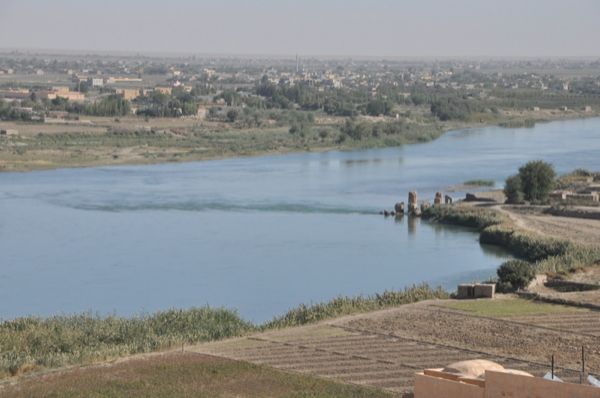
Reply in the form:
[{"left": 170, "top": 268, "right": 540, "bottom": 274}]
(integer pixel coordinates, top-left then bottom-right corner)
[{"left": 1, "top": 118, "right": 599, "bottom": 322}]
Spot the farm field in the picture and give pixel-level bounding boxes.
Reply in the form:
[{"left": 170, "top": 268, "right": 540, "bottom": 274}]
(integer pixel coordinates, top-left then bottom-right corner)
[
  {"left": 1, "top": 297, "right": 598, "bottom": 396},
  {"left": 189, "top": 298, "right": 598, "bottom": 395}
]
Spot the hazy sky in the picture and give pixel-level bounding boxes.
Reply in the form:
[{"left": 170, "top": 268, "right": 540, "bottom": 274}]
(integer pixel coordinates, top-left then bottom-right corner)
[{"left": 1, "top": 0, "right": 599, "bottom": 57}]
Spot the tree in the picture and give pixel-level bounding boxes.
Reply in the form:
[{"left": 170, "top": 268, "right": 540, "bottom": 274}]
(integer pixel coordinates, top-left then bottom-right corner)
[
  {"left": 75, "top": 82, "right": 89, "bottom": 93},
  {"left": 227, "top": 109, "right": 238, "bottom": 123},
  {"left": 517, "top": 160, "right": 556, "bottom": 201},
  {"left": 366, "top": 100, "right": 386, "bottom": 116},
  {"left": 497, "top": 260, "right": 535, "bottom": 290},
  {"left": 503, "top": 174, "right": 524, "bottom": 204}
]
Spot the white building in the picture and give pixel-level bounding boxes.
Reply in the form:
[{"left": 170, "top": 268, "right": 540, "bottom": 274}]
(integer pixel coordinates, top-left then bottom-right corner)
[{"left": 87, "top": 78, "right": 104, "bottom": 88}]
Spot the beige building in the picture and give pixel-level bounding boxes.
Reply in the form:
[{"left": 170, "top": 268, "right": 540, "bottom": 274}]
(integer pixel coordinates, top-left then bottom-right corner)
[
  {"left": 415, "top": 360, "right": 600, "bottom": 398},
  {"left": 36, "top": 90, "right": 85, "bottom": 101},
  {"left": 115, "top": 89, "right": 139, "bottom": 100}
]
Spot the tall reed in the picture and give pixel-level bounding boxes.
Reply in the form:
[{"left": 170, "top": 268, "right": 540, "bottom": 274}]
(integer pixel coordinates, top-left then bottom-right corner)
[{"left": 0, "top": 284, "right": 447, "bottom": 379}]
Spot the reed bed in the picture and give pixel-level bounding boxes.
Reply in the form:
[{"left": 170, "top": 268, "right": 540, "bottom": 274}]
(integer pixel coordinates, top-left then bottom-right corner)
[
  {"left": 0, "top": 284, "right": 447, "bottom": 379},
  {"left": 464, "top": 179, "right": 495, "bottom": 187},
  {"left": 0, "top": 307, "right": 253, "bottom": 379},
  {"left": 262, "top": 283, "right": 449, "bottom": 329}
]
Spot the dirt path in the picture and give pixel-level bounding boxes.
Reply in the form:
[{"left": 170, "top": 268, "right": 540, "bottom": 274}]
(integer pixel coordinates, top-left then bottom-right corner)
[{"left": 467, "top": 201, "right": 600, "bottom": 246}]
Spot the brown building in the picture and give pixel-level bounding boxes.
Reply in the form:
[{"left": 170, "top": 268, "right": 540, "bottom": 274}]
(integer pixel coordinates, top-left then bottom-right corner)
[{"left": 0, "top": 89, "right": 31, "bottom": 100}]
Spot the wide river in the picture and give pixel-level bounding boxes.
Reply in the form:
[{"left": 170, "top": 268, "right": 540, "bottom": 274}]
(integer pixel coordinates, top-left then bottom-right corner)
[{"left": 1, "top": 118, "right": 599, "bottom": 322}]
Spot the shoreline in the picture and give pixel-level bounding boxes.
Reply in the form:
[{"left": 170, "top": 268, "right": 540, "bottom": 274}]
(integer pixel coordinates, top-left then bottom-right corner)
[{"left": 1, "top": 113, "right": 597, "bottom": 173}]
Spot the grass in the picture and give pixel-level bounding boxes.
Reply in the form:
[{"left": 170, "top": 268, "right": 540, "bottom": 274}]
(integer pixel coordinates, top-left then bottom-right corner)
[
  {"left": 0, "top": 352, "right": 394, "bottom": 398},
  {"left": 0, "top": 284, "right": 448, "bottom": 380},
  {"left": 446, "top": 297, "right": 586, "bottom": 317},
  {"left": 464, "top": 179, "right": 495, "bottom": 187}
]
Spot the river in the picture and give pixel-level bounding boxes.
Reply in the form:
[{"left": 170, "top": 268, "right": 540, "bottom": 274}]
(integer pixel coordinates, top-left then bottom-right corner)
[{"left": 0, "top": 117, "right": 598, "bottom": 322}]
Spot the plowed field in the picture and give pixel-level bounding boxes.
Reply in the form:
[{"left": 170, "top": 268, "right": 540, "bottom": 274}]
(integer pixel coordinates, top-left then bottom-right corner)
[{"left": 190, "top": 299, "right": 599, "bottom": 395}]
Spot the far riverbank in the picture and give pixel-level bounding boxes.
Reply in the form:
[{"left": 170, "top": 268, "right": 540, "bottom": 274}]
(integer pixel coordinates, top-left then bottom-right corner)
[{"left": 0, "top": 110, "right": 597, "bottom": 172}]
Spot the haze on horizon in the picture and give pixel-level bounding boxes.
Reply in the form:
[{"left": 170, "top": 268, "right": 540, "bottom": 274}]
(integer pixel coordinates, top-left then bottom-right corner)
[{"left": 1, "top": 0, "right": 599, "bottom": 58}]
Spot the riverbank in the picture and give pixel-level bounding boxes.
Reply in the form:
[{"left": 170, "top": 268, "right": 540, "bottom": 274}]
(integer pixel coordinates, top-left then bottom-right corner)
[
  {"left": 421, "top": 204, "right": 600, "bottom": 276},
  {"left": 4, "top": 297, "right": 598, "bottom": 396},
  {"left": 0, "top": 284, "right": 447, "bottom": 380},
  {"left": 1, "top": 111, "right": 596, "bottom": 172}
]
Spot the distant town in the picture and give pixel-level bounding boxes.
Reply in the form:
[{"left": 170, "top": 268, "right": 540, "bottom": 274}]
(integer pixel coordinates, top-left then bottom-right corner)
[{"left": 0, "top": 51, "right": 599, "bottom": 171}]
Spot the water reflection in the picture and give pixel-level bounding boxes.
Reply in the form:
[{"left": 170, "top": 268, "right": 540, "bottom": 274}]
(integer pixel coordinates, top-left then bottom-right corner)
[{"left": 407, "top": 216, "right": 418, "bottom": 235}]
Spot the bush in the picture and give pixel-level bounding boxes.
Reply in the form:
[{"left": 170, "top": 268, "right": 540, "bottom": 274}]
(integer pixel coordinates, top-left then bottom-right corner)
[
  {"left": 503, "top": 174, "right": 524, "bottom": 204},
  {"left": 497, "top": 260, "right": 535, "bottom": 290},
  {"left": 518, "top": 160, "right": 556, "bottom": 201},
  {"left": 227, "top": 109, "right": 238, "bottom": 123},
  {"left": 561, "top": 168, "right": 592, "bottom": 178}
]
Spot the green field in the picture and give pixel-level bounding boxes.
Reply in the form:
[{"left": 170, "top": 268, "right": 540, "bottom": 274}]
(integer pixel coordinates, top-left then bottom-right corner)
[{"left": 447, "top": 298, "right": 586, "bottom": 317}]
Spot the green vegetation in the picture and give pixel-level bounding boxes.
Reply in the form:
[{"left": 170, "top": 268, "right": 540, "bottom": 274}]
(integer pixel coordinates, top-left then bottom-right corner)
[
  {"left": 264, "top": 283, "right": 449, "bottom": 329},
  {"left": 560, "top": 168, "right": 593, "bottom": 179},
  {"left": 447, "top": 297, "right": 585, "bottom": 317},
  {"left": 503, "top": 174, "right": 524, "bottom": 204},
  {"left": 0, "top": 284, "right": 447, "bottom": 379},
  {"left": 464, "top": 179, "right": 495, "bottom": 187},
  {"left": 365, "top": 99, "right": 394, "bottom": 116},
  {"left": 430, "top": 97, "right": 483, "bottom": 121},
  {"left": 497, "top": 260, "right": 536, "bottom": 290},
  {"left": 421, "top": 206, "right": 600, "bottom": 277},
  {"left": 0, "top": 353, "right": 394, "bottom": 398},
  {"left": 0, "top": 307, "right": 253, "bottom": 379},
  {"left": 420, "top": 205, "right": 509, "bottom": 231},
  {"left": 503, "top": 160, "right": 556, "bottom": 203},
  {"left": 49, "top": 94, "right": 132, "bottom": 117},
  {"left": 497, "top": 118, "right": 536, "bottom": 128},
  {"left": 517, "top": 160, "right": 557, "bottom": 201},
  {"left": 0, "top": 119, "right": 445, "bottom": 172}
]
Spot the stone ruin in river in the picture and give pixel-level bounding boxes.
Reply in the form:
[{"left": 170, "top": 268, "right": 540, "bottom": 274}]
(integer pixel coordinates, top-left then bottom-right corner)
[{"left": 381, "top": 189, "right": 455, "bottom": 217}]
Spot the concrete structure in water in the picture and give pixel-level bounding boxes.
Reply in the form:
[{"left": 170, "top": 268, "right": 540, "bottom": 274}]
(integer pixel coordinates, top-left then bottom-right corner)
[
  {"left": 457, "top": 283, "right": 495, "bottom": 299},
  {"left": 434, "top": 191, "right": 443, "bottom": 205},
  {"left": 445, "top": 195, "right": 453, "bottom": 204},
  {"left": 408, "top": 191, "right": 418, "bottom": 213},
  {"left": 414, "top": 359, "right": 600, "bottom": 398}
]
